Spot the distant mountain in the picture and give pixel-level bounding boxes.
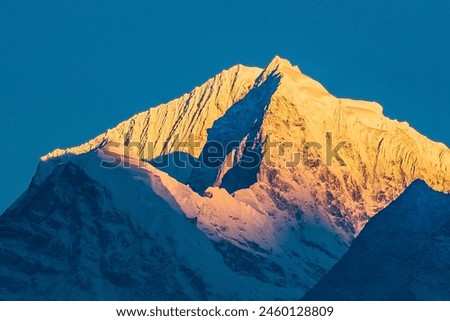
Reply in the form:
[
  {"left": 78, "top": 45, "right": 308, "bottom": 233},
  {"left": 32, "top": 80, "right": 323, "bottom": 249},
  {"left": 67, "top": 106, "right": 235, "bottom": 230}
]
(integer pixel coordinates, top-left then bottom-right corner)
[
  {"left": 1, "top": 56, "right": 449, "bottom": 300},
  {"left": 303, "top": 180, "right": 450, "bottom": 300}
]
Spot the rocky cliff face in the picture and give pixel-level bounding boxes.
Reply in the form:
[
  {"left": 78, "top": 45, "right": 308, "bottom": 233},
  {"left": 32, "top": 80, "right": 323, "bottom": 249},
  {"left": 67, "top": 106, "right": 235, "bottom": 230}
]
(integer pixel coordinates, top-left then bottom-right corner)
[{"left": 1, "top": 56, "right": 449, "bottom": 300}]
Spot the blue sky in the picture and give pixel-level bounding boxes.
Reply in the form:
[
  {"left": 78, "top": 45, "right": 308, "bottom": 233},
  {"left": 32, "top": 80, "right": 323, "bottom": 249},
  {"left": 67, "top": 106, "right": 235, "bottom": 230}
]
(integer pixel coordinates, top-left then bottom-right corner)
[{"left": 1, "top": 0, "right": 449, "bottom": 212}]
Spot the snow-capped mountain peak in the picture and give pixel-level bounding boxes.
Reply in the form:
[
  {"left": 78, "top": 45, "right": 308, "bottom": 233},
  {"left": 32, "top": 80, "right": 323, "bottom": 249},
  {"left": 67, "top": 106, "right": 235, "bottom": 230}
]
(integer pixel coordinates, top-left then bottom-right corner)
[
  {"left": 256, "top": 56, "right": 328, "bottom": 94},
  {"left": 262, "top": 55, "right": 300, "bottom": 75},
  {"left": 1, "top": 56, "right": 450, "bottom": 300}
]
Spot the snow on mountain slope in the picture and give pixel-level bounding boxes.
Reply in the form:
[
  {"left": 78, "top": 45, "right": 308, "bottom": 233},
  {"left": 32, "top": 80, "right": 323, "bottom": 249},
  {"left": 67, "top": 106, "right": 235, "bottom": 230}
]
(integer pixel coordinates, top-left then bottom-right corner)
[
  {"left": 303, "top": 180, "right": 450, "bottom": 300},
  {"left": 2, "top": 56, "right": 450, "bottom": 300},
  {"left": 249, "top": 56, "right": 449, "bottom": 230},
  {"left": 0, "top": 151, "right": 302, "bottom": 300},
  {"left": 41, "top": 56, "right": 450, "bottom": 234},
  {"left": 42, "top": 64, "right": 262, "bottom": 165}
]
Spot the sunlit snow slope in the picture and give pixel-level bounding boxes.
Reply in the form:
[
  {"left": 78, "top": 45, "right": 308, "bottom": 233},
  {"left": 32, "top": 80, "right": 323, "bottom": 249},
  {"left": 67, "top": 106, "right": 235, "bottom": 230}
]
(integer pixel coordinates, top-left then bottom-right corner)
[{"left": 1, "top": 56, "right": 449, "bottom": 300}]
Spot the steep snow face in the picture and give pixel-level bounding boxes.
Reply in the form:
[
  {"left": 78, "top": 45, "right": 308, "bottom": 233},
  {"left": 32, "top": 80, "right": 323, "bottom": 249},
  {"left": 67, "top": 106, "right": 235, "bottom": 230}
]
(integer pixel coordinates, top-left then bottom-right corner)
[
  {"left": 303, "top": 180, "right": 450, "bottom": 300},
  {"left": 187, "top": 67, "right": 280, "bottom": 194},
  {"left": 245, "top": 56, "right": 450, "bottom": 236},
  {"left": 42, "top": 56, "right": 450, "bottom": 234},
  {"left": 42, "top": 64, "right": 262, "bottom": 163},
  {"left": 6, "top": 56, "right": 450, "bottom": 299},
  {"left": 0, "top": 154, "right": 303, "bottom": 300}
]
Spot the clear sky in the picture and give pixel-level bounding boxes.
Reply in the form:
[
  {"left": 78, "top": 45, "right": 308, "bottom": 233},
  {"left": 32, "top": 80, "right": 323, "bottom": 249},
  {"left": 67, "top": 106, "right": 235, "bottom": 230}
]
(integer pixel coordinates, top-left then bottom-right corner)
[{"left": 1, "top": 0, "right": 449, "bottom": 212}]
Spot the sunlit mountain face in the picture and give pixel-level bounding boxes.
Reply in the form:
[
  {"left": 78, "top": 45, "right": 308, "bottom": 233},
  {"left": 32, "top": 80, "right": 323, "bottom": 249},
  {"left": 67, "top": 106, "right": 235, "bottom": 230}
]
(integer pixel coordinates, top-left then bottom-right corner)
[{"left": 1, "top": 57, "right": 449, "bottom": 300}]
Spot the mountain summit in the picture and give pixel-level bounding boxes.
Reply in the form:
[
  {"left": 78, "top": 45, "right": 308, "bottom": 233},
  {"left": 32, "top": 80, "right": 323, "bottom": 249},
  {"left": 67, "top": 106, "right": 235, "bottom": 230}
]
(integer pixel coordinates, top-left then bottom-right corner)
[{"left": 1, "top": 56, "right": 449, "bottom": 300}]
